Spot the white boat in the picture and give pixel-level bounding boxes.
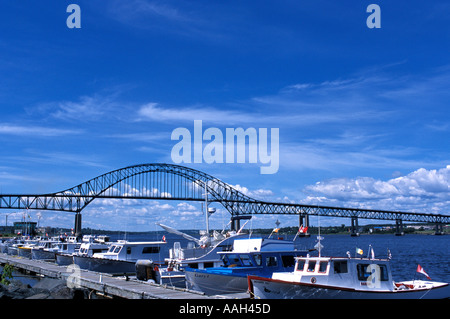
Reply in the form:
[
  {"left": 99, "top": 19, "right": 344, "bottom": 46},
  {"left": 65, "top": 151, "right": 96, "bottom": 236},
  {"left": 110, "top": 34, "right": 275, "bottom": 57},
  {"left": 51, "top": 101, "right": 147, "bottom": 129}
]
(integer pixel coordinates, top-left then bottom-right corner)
[
  {"left": 158, "top": 223, "right": 248, "bottom": 270},
  {"left": 74, "top": 240, "right": 166, "bottom": 275},
  {"left": 54, "top": 242, "right": 81, "bottom": 265},
  {"left": 31, "top": 240, "right": 57, "bottom": 260},
  {"left": 72, "top": 236, "right": 111, "bottom": 269},
  {"left": 17, "top": 239, "right": 40, "bottom": 258},
  {"left": 184, "top": 237, "right": 312, "bottom": 295},
  {"left": 248, "top": 253, "right": 449, "bottom": 299}
]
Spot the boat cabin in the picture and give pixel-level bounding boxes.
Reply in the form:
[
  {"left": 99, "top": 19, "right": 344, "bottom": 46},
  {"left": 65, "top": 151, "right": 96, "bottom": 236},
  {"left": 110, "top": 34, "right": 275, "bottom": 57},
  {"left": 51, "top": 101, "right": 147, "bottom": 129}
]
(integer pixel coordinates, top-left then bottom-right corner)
[
  {"left": 92, "top": 240, "right": 166, "bottom": 261},
  {"left": 77, "top": 241, "right": 110, "bottom": 256},
  {"left": 217, "top": 238, "right": 308, "bottom": 273},
  {"left": 272, "top": 256, "right": 394, "bottom": 291}
]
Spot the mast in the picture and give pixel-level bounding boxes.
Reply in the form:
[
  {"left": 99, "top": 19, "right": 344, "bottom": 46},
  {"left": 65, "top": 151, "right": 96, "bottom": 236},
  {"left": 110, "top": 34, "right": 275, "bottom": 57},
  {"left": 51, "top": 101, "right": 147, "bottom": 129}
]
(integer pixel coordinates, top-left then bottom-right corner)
[{"left": 204, "top": 180, "right": 209, "bottom": 235}]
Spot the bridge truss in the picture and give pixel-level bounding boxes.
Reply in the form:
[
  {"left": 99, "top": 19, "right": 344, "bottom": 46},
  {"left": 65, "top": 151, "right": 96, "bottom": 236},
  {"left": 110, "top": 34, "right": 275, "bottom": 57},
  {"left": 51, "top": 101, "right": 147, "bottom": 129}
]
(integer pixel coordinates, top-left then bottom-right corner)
[{"left": 0, "top": 163, "right": 448, "bottom": 234}]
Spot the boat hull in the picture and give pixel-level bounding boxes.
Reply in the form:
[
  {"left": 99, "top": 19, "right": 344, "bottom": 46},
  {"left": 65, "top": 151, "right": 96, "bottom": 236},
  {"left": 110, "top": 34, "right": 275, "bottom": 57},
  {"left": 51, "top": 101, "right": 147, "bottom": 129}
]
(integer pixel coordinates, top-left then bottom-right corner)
[
  {"left": 31, "top": 249, "right": 56, "bottom": 261},
  {"left": 18, "top": 247, "right": 32, "bottom": 259},
  {"left": 185, "top": 270, "right": 249, "bottom": 295},
  {"left": 56, "top": 253, "right": 74, "bottom": 266},
  {"left": 74, "top": 255, "right": 136, "bottom": 275},
  {"left": 156, "top": 269, "right": 186, "bottom": 288},
  {"left": 248, "top": 276, "right": 450, "bottom": 299},
  {"left": 7, "top": 246, "right": 19, "bottom": 256}
]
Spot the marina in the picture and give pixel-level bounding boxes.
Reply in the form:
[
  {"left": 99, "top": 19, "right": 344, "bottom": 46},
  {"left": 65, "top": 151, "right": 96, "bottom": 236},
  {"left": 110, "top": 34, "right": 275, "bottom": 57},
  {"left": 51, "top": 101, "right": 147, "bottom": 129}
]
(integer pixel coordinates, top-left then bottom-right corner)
[
  {"left": 0, "top": 232, "right": 448, "bottom": 299},
  {"left": 0, "top": 252, "right": 249, "bottom": 299}
]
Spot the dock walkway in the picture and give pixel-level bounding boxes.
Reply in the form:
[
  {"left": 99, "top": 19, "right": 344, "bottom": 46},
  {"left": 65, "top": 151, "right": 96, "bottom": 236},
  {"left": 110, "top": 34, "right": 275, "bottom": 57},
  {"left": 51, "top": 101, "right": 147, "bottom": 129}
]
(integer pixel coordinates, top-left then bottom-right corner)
[{"left": 0, "top": 253, "right": 247, "bottom": 299}]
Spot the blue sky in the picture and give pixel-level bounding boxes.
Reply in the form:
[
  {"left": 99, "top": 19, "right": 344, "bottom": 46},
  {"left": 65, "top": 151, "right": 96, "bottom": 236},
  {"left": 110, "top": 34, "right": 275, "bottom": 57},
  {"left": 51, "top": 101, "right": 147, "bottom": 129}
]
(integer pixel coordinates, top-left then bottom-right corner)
[{"left": 0, "top": 0, "right": 449, "bottom": 231}]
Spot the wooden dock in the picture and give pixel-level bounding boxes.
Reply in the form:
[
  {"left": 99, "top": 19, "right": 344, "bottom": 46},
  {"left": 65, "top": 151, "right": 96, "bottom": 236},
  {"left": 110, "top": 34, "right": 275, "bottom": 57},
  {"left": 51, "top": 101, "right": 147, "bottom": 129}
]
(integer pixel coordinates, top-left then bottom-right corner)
[{"left": 0, "top": 253, "right": 248, "bottom": 299}]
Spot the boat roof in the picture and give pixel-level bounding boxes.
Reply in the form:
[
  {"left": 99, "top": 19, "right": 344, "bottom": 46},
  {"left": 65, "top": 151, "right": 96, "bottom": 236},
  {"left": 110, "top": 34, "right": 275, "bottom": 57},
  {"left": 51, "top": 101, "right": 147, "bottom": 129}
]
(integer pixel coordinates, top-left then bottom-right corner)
[
  {"left": 219, "top": 238, "right": 297, "bottom": 254},
  {"left": 112, "top": 240, "right": 166, "bottom": 245},
  {"left": 295, "top": 256, "right": 390, "bottom": 262}
]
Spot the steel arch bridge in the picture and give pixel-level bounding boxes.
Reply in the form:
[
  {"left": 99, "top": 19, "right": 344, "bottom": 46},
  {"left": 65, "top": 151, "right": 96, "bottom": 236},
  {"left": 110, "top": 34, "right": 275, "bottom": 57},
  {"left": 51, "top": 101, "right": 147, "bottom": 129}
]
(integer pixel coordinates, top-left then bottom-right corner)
[{"left": 0, "top": 163, "right": 449, "bottom": 234}]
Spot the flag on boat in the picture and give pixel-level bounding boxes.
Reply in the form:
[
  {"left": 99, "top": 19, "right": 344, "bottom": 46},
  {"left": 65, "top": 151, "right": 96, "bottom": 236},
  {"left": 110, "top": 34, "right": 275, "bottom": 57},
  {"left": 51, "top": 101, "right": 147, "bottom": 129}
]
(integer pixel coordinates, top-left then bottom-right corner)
[
  {"left": 273, "top": 228, "right": 280, "bottom": 233},
  {"left": 298, "top": 226, "right": 308, "bottom": 233},
  {"left": 162, "top": 235, "right": 166, "bottom": 242},
  {"left": 416, "top": 264, "right": 431, "bottom": 280},
  {"left": 356, "top": 248, "right": 363, "bottom": 255}
]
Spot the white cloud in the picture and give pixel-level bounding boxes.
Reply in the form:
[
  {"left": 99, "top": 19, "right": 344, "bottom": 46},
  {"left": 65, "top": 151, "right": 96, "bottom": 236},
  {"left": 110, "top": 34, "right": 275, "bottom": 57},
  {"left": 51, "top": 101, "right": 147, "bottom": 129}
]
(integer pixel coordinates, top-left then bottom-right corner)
[
  {"left": 303, "top": 166, "right": 450, "bottom": 214},
  {"left": 0, "top": 124, "right": 81, "bottom": 137},
  {"left": 231, "top": 184, "right": 274, "bottom": 200},
  {"left": 137, "top": 102, "right": 257, "bottom": 125}
]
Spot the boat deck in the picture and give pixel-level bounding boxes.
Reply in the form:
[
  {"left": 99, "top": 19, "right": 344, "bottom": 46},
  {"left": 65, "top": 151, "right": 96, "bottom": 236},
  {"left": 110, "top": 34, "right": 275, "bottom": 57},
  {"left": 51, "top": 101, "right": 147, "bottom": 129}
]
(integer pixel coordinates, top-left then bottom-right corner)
[{"left": 0, "top": 253, "right": 249, "bottom": 299}]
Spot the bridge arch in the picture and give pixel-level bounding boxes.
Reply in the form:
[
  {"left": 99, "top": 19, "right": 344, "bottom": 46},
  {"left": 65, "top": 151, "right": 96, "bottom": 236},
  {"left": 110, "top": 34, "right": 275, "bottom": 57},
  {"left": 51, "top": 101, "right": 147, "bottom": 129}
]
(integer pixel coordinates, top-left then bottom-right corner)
[{"left": 57, "top": 163, "right": 256, "bottom": 214}]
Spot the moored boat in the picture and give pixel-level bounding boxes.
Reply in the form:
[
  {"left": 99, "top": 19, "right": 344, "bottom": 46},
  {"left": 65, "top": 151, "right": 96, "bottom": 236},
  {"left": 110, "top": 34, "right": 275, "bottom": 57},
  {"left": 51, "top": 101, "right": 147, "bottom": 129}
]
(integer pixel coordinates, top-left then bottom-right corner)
[
  {"left": 248, "top": 252, "right": 450, "bottom": 299},
  {"left": 74, "top": 240, "right": 166, "bottom": 275},
  {"left": 184, "top": 237, "right": 312, "bottom": 295}
]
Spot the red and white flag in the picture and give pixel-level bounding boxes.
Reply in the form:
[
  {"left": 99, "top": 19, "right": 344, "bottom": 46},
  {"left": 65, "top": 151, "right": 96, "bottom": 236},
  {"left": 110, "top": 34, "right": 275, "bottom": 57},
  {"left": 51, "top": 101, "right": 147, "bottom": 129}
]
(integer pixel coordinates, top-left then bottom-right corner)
[
  {"left": 416, "top": 264, "right": 431, "bottom": 280},
  {"left": 298, "top": 226, "right": 308, "bottom": 233}
]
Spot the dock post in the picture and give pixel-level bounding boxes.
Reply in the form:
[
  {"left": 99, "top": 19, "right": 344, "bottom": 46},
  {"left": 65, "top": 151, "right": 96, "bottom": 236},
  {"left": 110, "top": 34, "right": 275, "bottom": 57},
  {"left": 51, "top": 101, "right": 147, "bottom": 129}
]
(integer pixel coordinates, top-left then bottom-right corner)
[
  {"left": 395, "top": 218, "right": 404, "bottom": 236},
  {"left": 350, "top": 216, "right": 359, "bottom": 236}
]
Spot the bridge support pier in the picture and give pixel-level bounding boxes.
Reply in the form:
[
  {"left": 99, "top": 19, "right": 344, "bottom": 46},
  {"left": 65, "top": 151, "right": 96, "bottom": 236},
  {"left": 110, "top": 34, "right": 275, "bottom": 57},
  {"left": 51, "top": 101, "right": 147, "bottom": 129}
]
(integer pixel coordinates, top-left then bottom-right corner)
[
  {"left": 298, "top": 214, "right": 310, "bottom": 237},
  {"left": 74, "top": 213, "right": 82, "bottom": 238},
  {"left": 230, "top": 215, "right": 252, "bottom": 232},
  {"left": 435, "top": 223, "right": 445, "bottom": 235},
  {"left": 350, "top": 216, "right": 359, "bottom": 236},
  {"left": 395, "top": 219, "right": 404, "bottom": 236}
]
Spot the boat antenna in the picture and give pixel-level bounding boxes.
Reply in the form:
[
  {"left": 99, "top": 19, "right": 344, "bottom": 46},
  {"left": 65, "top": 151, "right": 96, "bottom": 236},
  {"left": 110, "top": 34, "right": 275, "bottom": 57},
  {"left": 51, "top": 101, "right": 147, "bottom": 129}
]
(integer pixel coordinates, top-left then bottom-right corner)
[
  {"left": 318, "top": 212, "right": 321, "bottom": 257},
  {"left": 203, "top": 180, "right": 210, "bottom": 235},
  {"left": 314, "top": 211, "right": 324, "bottom": 257}
]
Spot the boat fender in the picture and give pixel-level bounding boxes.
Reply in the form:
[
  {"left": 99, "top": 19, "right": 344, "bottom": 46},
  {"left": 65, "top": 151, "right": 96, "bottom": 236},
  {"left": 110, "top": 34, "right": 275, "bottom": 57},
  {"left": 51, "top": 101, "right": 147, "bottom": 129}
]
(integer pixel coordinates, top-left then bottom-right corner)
[{"left": 311, "top": 277, "right": 317, "bottom": 284}]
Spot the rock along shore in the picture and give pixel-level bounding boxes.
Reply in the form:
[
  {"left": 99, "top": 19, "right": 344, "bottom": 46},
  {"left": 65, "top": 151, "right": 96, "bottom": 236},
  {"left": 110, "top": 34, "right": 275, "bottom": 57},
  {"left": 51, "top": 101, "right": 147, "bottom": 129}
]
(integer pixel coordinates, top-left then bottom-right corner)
[{"left": 0, "top": 277, "right": 90, "bottom": 299}]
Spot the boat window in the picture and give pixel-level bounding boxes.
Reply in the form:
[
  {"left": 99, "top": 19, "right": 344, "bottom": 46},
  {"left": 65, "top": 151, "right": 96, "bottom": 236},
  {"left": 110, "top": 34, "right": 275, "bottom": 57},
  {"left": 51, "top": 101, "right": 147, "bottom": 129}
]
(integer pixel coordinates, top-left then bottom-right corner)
[
  {"left": 226, "top": 254, "right": 241, "bottom": 266},
  {"left": 254, "top": 254, "right": 262, "bottom": 266},
  {"left": 307, "top": 260, "right": 316, "bottom": 272},
  {"left": 127, "top": 247, "right": 132, "bottom": 254},
  {"left": 357, "top": 264, "right": 389, "bottom": 281},
  {"left": 142, "top": 246, "right": 160, "bottom": 254},
  {"left": 221, "top": 254, "right": 229, "bottom": 266},
  {"left": 334, "top": 261, "right": 348, "bottom": 274},
  {"left": 281, "top": 255, "right": 296, "bottom": 268},
  {"left": 265, "top": 256, "right": 278, "bottom": 267},
  {"left": 296, "top": 260, "right": 306, "bottom": 271},
  {"left": 318, "top": 261, "right": 328, "bottom": 273},
  {"left": 114, "top": 246, "right": 122, "bottom": 253},
  {"left": 239, "top": 254, "right": 253, "bottom": 266}
]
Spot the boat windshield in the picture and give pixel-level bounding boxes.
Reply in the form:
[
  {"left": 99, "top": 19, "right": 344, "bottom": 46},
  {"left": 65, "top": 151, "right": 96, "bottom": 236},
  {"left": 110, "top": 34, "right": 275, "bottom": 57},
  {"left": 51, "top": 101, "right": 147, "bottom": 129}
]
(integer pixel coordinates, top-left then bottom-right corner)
[
  {"left": 357, "top": 263, "right": 389, "bottom": 281},
  {"left": 108, "top": 245, "right": 122, "bottom": 254},
  {"left": 222, "top": 254, "right": 255, "bottom": 267}
]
